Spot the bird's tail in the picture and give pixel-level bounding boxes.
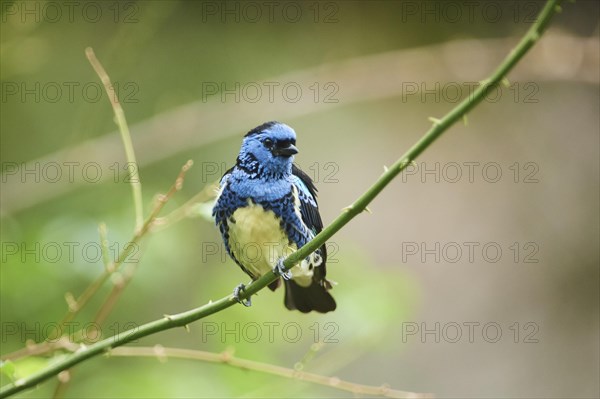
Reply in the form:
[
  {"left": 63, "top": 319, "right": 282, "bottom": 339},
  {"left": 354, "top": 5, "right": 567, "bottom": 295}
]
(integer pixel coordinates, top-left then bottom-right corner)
[{"left": 284, "top": 280, "right": 336, "bottom": 313}]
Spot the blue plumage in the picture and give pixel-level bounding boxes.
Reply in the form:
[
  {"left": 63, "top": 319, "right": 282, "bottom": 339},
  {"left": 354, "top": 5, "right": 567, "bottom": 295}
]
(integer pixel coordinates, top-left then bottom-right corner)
[{"left": 213, "top": 121, "right": 336, "bottom": 313}]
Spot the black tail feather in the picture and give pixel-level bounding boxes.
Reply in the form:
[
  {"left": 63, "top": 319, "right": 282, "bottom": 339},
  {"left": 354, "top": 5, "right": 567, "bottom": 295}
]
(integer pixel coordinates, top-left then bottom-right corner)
[{"left": 284, "top": 280, "right": 336, "bottom": 313}]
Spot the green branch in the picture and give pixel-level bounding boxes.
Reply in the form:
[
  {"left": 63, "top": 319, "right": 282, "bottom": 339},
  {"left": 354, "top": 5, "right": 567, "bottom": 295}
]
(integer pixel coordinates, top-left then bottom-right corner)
[
  {"left": 0, "top": 0, "right": 561, "bottom": 396},
  {"left": 108, "top": 346, "right": 432, "bottom": 398}
]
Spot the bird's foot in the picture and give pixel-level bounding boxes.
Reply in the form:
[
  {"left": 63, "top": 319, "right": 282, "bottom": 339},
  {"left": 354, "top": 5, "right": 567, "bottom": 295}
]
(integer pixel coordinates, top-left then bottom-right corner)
[
  {"left": 273, "top": 258, "right": 292, "bottom": 281},
  {"left": 233, "top": 283, "right": 252, "bottom": 307}
]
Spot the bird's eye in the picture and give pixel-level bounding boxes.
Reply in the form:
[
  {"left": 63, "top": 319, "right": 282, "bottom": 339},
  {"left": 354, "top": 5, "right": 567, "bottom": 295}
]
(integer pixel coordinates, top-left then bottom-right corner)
[{"left": 263, "top": 139, "right": 274, "bottom": 148}]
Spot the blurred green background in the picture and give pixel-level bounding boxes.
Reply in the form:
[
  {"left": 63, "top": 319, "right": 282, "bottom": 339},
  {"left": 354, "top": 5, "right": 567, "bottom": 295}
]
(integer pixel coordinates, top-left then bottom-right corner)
[{"left": 1, "top": 0, "right": 599, "bottom": 398}]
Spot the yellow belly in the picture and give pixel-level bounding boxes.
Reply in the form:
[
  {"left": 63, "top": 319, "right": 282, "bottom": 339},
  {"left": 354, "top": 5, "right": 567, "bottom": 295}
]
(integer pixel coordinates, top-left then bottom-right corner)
[{"left": 227, "top": 201, "right": 313, "bottom": 286}]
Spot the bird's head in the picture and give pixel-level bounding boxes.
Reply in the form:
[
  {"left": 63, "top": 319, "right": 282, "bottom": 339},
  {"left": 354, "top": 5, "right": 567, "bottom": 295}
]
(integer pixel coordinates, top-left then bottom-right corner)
[{"left": 237, "top": 121, "right": 298, "bottom": 177}]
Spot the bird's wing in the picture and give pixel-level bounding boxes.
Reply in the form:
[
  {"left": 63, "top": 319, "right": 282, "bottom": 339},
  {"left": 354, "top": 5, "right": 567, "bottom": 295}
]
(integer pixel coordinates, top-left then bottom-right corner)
[
  {"left": 292, "top": 165, "right": 330, "bottom": 286},
  {"left": 291, "top": 164, "right": 328, "bottom": 278},
  {"left": 291, "top": 164, "right": 323, "bottom": 234}
]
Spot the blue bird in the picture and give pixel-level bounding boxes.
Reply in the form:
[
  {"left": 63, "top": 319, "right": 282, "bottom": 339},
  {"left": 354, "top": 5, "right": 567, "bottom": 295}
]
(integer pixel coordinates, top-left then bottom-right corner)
[{"left": 212, "top": 121, "right": 336, "bottom": 313}]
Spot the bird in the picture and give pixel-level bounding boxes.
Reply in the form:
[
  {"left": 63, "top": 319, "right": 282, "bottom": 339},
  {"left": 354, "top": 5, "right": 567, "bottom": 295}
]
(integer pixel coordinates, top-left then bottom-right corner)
[{"left": 212, "top": 121, "right": 336, "bottom": 313}]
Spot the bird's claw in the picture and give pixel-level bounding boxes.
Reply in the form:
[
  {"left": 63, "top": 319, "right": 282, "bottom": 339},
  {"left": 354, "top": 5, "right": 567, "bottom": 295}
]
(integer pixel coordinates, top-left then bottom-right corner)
[
  {"left": 273, "top": 259, "right": 292, "bottom": 281},
  {"left": 233, "top": 283, "right": 252, "bottom": 307}
]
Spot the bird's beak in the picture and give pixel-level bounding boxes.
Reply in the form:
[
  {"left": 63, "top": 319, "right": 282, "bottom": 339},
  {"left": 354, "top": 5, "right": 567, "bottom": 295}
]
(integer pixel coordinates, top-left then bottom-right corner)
[{"left": 272, "top": 143, "right": 298, "bottom": 157}]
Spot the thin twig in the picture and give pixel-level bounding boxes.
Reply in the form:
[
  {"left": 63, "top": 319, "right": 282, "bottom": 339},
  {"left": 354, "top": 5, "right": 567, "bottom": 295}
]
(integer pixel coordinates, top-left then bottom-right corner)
[
  {"left": 108, "top": 346, "right": 431, "bottom": 398},
  {"left": 55, "top": 160, "right": 194, "bottom": 329},
  {"left": 0, "top": 1, "right": 562, "bottom": 396},
  {"left": 150, "top": 180, "right": 219, "bottom": 231},
  {"left": 85, "top": 47, "right": 144, "bottom": 232},
  {"left": 92, "top": 158, "right": 193, "bottom": 321},
  {"left": 1, "top": 339, "right": 79, "bottom": 362},
  {"left": 56, "top": 48, "right": 148, "bottom": 329}
]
